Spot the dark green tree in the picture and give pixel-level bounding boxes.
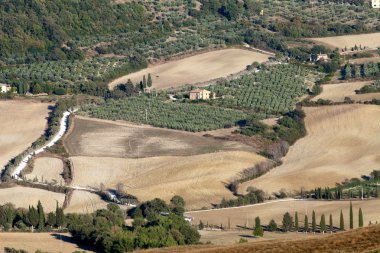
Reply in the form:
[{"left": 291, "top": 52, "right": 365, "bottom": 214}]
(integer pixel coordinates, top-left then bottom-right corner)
[
  {"left": 329, "top": 214, "right": 333, "bottom": 232},
  {"left": 268, "top": 219, "right": 277, "bottom": 232},
  {"left": 304, "top": 214, "right": 309, "bottom": 233},
  {"left": 142, "top": 75, "right": 147, "bottom": 88},
  {"left": 27, "top": 206, "right": 39, "bottom": 230},
  {"left": 55, "top": 202, "right": 64, "bottom": 229},
  {"left": 253, "top": 216, "right": 263, "bottom": 237},
  {"left": 170, "top": 195, "right": 185, "bottom": 216},
  {"left": 147, "top": 73, "right": 152, "bottom": 88},
  {"left": 282, "top": 212, "right": 293, "bottom": 232},
  {"left": 350, "top": 201, "right": 353, "bottom": 229},
  {"left": 46, "top": 212, "right": 56, "bottom": 228},
  {"left": 340, "top": 210, "right": 345, "bottom": 231},
  {"left": 312, "top": 210, "right": 316, "bottom": 232},
  {"left": 320, "top": 214, "right": 326, "bottom": 234},
  {"left": 37, "top": 200, "right": 45, "bottom": 230},
  {"left": 295, "top": 211, "right": 299, "bottom": 231},
  {"left": 359, "top": 208, "right": 363, "bottom": 228}
]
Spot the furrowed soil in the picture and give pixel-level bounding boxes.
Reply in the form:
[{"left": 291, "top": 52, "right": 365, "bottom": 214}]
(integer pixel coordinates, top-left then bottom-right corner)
[
  {"left": 0, "top": 100, "right": 50, "bottom": 169},
  {"left": 108, "top": 48, "right": 269, "bottom": 89},
  {"left": 64, "top": 190, "right": 108, "bottom": 214},
  {"left": 239, "top": 104, "right": 380, "bottom": 195}
]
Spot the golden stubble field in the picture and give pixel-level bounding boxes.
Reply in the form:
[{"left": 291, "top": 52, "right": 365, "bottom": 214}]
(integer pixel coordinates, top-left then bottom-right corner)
[
  {"left": 0, "top": 100, "right": 50, "bottom": 169},
  {"left": 239, "top": 104, "right": 380, "bottom": 195},
  {"left": 0, "top": 186, "right": 65, "bottom": 212},
  {"left": 65, "top": 190, "right": 108, "bottom": 214},
  {"left": 312, "top": 81, "right": 380, "bottom": 102},
  {"left": 108, "top": 48, "right": 269, "bottom": 89},
  {"left": 309, "top": 32, "right": 380, "bottom": 50},
  {"left": 26, "top": 157, "right": 64, "bottom": 184}
]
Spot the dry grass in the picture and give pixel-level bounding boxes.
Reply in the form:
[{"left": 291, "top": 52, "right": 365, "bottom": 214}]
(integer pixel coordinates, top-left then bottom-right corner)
[
  {"left": 312, "top": 81, "right": 380, "bottom": 102},
  {"left": 0, "top": 232, "right": 94, "bottom": 253},
  {"left": 108, "top": 49, "right": 269, "bottom": 89},
  {"left": 65, "top": 117, "right": 254, "bottom": 158},
  {"left": 0, "top": 186, "right": 65, "bottom": 212},
  {"left": 142, "top": 224, "right": 380, "bottom": 253},
  {"left": 64, "top": 190, "right": 108, "bottom": 214},
  {"left": 26, "top": 157, "right": 64, "bottom": 184},
  {"left": 187, "top": 199, "right": 380, "bottom": 230},
  {"left": 309, "top": 32, "right": 380, "bottom": 50},
  {"left": 239, "top": 105, "right": 380, "bottom": 195},
  {"left": 70, "top": 151, "right": 267, "bottom": 210},
  {"left": 0, "top": 100, "right": 50, "bottom": 169}
]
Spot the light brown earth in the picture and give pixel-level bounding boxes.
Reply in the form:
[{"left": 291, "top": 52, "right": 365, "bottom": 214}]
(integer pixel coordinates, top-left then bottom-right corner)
[
  {"left": 108, "top": 48, "right": 269, "bottom": 89},
  {"left": 312, "top": 81, "right": 380, "bottom": 102},
  {"left": 65, "top": 190, "right": 108, "bottom": 214},
  {"left": 0, "top": 186, "right": 65, "bottom": 212},
  {"left": 0, "top": 100, "right": 50, "bottom": 169},
  {"left": 309, "top": 32, "right": 380, "bottom": 50},
  {"left": 349, "top": 56, "right": 380, "bottom": 64},
  {"left": 70, "top": 151, "right": 267, "bottom": 210},
  {"left": 187, "top": 199, "right": 380, "bottom": 230},
  {"left": 239, "top": 105, "right": 380, "bottom": 195},
  {"left": 26, "top": 157, "right": 64, "bottom": 184},
  {"left": 0, "top": 233, "right": 94, "bottom": 253},
  {"left": 65, "top": 117, "right": 255, "bottom": 158},
  {"left": 143, "top": 224, "right": 380, "bottom": 253}
]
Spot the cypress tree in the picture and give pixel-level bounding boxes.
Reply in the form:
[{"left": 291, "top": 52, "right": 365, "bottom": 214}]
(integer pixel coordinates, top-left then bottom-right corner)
[
  {"left": 359, "top": 208, "right": 363, "bottom": 228},
  {"left": 295, "top": 211, "right": 299, "bottom": 231},
  {"left": 329, "top": 214, "right": 333, "bottom": 233},
  {"left": 37, "top": 200, "right": 45, "bottom": 230},
  {"left": 350, "top": 201, "right": 353, "bottom": 229},
  {"left": 340, "top": 210, "right": 345, "bottom": 231},
  {"left": 253, "top": 216, "right": 263, "bottom": 237},
  {"left": 147, "top": 73, "right": 152, "bottom": 88},
  {"left": 142, "top": 75, "right": 147, "bottom": 88},
  {"left": 320, "top": 214, "right": 326, "bottom": 234},
  {"left": 28, "top": 206, "right": 39, "bottom": 231},
  {"left": 312, "top": 210, "right": 316, "bottom": 232},
  {"left": 304, "top": 214, "right": 309, "bottom": 233},
  {"left": 55, "top": 202, "right": 64, "bottom": 229}
]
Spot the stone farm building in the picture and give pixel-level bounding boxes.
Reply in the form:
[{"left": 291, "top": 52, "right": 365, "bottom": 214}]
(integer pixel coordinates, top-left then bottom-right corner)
[
  {"left": 189, "top": 89, "right": 211, "bottom": 100},
  {"left": 0, "top": 83, "right": 11, "bottom": 93}
]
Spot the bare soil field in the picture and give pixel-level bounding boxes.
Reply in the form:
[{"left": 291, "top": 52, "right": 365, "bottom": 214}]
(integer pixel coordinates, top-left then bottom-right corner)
[
  {"left": 65, "top": 117, "right": 254, "bottom": 158},
  {"left": 26, "top": 157, "right": 64, "bottom": 184},
  {"left": 108, "top": 48, "right": 269, "bottom": 89},
  {"left": 143, "top": 224, "right": 380, "bottom": 253},
  {"left": 312, "top": 81, "right": 380, "bottom": 102},
  {"left": 0, "top": 233, "right": 94, "bottom": 253},
  {"left": 0, "top": 100, "right": 50, "bottom": 169},
  {"left": 65, "top": 190, "right": 108, "bottom": 214},
  {"left": 70, "top": 151, "right": 267, "bottom": 209},
  {"left": 349, "top": 56, "right": 380, "bottom": 64},
  {"left": 239, "top": 105, "right": 380, "bottom": 195},
  {"left": 309, "top": 32, "right": 380, "bottom": 50},
  {"left": 187, "top": 199, "right": 380, "bottom": 230},
  {"left": 0, "top": 186, "right": 65, "bottom": 212}
]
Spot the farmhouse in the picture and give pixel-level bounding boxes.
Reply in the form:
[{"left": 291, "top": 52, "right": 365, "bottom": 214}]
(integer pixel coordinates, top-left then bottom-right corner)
[
  {"left": 372, "top": 0, "right": 380, "bottom": 8},
  {"left": 189, "top": 89, "right": 211, "bottom": 100},
  {"left": 316, "top": 53, "right": 329, "bottom": 62},
  {"left": 0, "top": 83, "right": 11, "bottom": 93}
]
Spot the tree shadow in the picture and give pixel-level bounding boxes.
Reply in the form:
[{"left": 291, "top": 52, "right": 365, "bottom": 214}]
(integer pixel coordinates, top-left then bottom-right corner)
[{"left": 51, "top": 233, "right": 98, "bottom": 252}]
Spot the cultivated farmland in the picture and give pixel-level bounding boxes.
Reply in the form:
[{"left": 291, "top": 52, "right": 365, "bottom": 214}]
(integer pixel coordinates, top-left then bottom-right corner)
[
  {"left": 239, "top": 105, "right": 380, "bottom": 195},
  {"left": 0, "top": 100, "right": 50, "bottom": 169},
  {"left": 0, "top": 233, "right": 94, "bottom": 253},
  {"left": 65, "top": 190, "right": 108, "bottom": 214},
  {"left": 187, "top": 199, "right": 380, "bottom": 230},
  {"left": 309, "top": 32, "right": 380, "bottom": 50},
  {"left": 0, "top": 186, "right": 65, "bottom": 212},
  {"left": 26, "top": 157, "right": 64, "bottom": 184},
  {"left": 65, "top": 117, "right": 253, "bottom": 158},
  {"left": 313, "top": 81, "right": 380, "bottom": 102},
  {"left": 70, "top": 151, "right": 267, "bottom": 210},
  {"left": 108, "top": 49, "right": 270, "bottom": 89}
]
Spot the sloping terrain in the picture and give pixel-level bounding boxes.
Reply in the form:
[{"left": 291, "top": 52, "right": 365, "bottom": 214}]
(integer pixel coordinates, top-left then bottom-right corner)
[
  {"left": 108, "top": 49, "right": 269, "bottom": 89},
  {"left": 0, "top": 186, "right": 65, "bottom": 212},
  {"left": 309, "top": 32, "right": 380, "bottom": 50},
  {"left": 143, "top": 223, "right": 380, "bottom": 253},
  {"left": 0, "top": 100, "right": 50, "bottom": 169},
  {"left": 239, "top": 105, "right": 380, "bottom": 195},
  {"left": 64, "top": 190, "right": 108, "bottom": 214},
  {"left": 187, "top": 199, "right": 380, "bottom": 230},
  {"left": 313, "top": 81, "right": 380, "bottom": 102},
  {"left": 70, "top": 151, "right": 267, "bottom": 210},
  {"left": 26, "top": 157, "right": 64, "bottom": 184}
]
